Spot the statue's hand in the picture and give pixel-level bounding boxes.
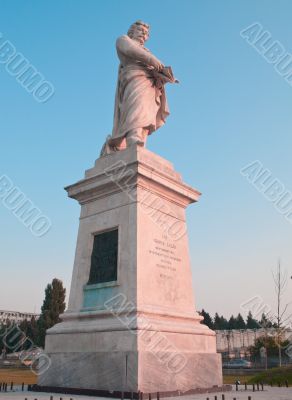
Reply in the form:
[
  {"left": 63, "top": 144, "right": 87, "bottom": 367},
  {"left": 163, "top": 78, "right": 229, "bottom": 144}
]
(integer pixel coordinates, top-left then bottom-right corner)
[
  {"left": 157, "top": 63, "right": 164, "bottom": 72},
  {"left": 160, "top": 66, "right": 179, "bottom": 84},
  {"left": 161, "top": 66, "right": 169, "bottom": 75}
]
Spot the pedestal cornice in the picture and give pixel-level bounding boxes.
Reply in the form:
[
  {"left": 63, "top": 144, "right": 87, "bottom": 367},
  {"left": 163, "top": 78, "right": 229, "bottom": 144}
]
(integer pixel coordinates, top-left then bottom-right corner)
[{"left": 64, "top": 146, "right": 201, "bottom": 208}]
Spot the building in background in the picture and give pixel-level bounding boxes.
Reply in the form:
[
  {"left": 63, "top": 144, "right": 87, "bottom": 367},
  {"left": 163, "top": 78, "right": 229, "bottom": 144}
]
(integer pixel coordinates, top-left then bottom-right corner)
[
  {"left": 0, "top": 309, "right": 39, "bottom": 324},
  {"left": 216, "top": 328, "right": 292, "bottom": 359}
]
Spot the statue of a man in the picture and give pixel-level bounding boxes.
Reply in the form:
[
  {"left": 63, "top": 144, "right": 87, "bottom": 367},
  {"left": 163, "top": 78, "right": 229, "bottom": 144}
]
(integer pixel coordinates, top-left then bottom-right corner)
[{"left": 101, "top": 21, "right": 177, "bottom": 155}]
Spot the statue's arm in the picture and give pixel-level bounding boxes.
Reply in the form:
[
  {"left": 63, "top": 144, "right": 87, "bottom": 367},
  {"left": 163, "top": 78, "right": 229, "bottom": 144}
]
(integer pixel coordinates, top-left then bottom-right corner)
[{"left": 116, "top": 36, "right": 163, "bottom": 70}]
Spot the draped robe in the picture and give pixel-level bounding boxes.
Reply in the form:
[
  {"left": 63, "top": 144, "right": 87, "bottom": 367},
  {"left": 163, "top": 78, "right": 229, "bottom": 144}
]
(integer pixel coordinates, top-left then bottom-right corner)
[{"left": 111, "top": 35, "right": 170, "bottom": 142}]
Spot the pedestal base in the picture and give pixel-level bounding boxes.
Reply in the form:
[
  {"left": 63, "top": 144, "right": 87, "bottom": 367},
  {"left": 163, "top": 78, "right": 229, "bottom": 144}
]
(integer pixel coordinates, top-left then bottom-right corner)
[
  {"left": 38, "top": 324, "right": 222, "bottom": 393},
  {"left": 39, "top": 351, "right": 222, "bottom": 392},
  {"left": 38, "top": 147, "right": 223, "bottom": 393}
]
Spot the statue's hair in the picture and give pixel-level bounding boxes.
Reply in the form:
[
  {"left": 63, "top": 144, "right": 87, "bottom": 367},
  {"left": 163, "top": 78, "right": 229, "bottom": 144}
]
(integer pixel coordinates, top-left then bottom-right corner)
[{"left": 127, "top": 20, "right": 150, "bottom": 38}]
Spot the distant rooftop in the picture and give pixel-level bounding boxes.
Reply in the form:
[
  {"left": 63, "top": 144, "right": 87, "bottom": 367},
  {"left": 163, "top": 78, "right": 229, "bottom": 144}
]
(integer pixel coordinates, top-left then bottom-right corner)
[{"left": 0, "top": 309, "right": 40, "bottom": 323}]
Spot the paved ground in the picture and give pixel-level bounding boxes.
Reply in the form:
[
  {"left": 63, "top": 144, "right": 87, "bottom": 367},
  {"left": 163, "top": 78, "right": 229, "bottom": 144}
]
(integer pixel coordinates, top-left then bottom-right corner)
[{"left": 0, "top": 387, "right": 292, "bottom": 400}]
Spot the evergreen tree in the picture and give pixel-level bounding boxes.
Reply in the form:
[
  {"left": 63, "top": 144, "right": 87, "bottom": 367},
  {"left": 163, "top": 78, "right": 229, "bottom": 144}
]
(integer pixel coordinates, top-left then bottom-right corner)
[
  {"left": 249, "top": 336, "right": 289, "bottom": 360},
  {"left": 260, "top": 313, "right": 273, "bottom": 329},
  {"left": 214, "top": 313, "right": 229, "bottom": 330},
  {"left": 228, "top": 315, "right": 236, "bottom": 329},
  {"left": 0, "top": 323, "right": 6, "bottom": 354},
  {"left": 246, "top": 311, "right": 260, "bottom": 329},
  {"left": 37, "top": 278, "right": 66, "bottom": 347},
  {"left": 199, "top": 309, "right": 214, "bottom": 329},
  {"left": 234, "top": 313, "right": 246, "bottom": 329},
  {"left": 18, "top": 319, "right": 30, "bottom": 350},
  {"left": 0, "top": 320, "right": 25, "bottom": 354},
  {"left": 26, "top": 316, "right": 38, "bottom": 345},
  {"left": 213, "top": 313, "right": 221, "bottom": 330}
]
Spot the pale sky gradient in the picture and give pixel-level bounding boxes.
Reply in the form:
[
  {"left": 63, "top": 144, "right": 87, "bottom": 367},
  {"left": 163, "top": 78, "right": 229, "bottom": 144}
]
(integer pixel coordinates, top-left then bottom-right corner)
[{"left": 0, "top": 0, "right": 292, "bottom": 320}]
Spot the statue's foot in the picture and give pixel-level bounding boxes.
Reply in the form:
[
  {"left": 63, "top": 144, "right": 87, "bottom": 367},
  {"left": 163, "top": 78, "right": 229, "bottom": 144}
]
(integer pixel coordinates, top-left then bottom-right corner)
[
  {"left": 100, "top": 136, "right": 126, "bottom": 156},
  {"left": 100, "top": 130, "right": 147, "bottom": 157},
  {"left": 126, "top": 128, "right": 148, "bottom": 147},
  {"left": 126, "top": 138, "right": 145, "bottom": 147}
]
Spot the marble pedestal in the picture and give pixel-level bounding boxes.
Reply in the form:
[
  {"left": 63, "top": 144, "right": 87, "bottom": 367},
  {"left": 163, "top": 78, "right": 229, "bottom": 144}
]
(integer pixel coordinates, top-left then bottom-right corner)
[{"left": 38, "top": 146, "right": 222, "bottom": 394}]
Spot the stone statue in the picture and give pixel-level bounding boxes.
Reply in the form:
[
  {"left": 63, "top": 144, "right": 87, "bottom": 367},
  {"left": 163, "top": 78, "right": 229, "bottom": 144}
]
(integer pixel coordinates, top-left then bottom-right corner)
[{"left": 101, "top": 20, "right": 178, "bottom": 155}]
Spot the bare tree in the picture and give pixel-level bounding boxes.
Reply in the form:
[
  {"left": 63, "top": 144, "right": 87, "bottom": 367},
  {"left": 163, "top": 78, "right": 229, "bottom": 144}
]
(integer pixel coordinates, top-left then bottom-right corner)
[
  {"left": 272, "top": 260, "right": 289, "bottom": 367},
  {"left": 259, "top": 313, "right": 273, "bottom": 370}
]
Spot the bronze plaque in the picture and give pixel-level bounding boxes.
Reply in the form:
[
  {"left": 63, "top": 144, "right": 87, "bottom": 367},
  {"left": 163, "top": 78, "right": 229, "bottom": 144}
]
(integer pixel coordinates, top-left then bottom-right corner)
[{"left": 88, "top": 229, "right": 118, "bottom": 285}]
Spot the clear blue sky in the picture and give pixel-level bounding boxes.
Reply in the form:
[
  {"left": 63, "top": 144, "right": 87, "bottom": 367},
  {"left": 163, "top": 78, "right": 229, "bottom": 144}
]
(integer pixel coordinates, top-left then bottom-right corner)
[{"left": 1, "top": 0, "right": 292, "bottom": 320}]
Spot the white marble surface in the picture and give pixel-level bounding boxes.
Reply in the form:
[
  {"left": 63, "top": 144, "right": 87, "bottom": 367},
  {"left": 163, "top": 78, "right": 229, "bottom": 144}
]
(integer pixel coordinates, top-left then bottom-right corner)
[{"left": 39, "top": 146, "right": 222, "bottom": 392}]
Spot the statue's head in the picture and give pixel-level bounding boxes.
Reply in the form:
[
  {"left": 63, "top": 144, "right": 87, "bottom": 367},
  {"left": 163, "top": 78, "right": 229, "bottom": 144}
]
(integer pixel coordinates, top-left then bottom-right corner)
[{"left": 127, "top": 20, "right": 150, "bottom": 45}]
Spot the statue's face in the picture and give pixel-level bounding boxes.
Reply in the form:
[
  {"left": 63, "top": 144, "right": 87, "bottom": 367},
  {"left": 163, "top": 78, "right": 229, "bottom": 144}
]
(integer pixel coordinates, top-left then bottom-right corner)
[{"left": 131, "top": 25, "right": 149, "bottom": 45}]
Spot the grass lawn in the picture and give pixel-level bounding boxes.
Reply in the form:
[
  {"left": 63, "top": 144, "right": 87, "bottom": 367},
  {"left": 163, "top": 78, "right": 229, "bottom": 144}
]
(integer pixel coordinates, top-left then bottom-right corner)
[
  {"left": 223, "top": 374, "right": 253, "bottom": 384},
  {"left": 0, "top": 368, "right": 37, "bottom": 385},
  {"left": 247, "top": 366, "right": 292, "bottom": 385},
  {"left": 1, "top": 366, "right": 291, "bottom": 388}
]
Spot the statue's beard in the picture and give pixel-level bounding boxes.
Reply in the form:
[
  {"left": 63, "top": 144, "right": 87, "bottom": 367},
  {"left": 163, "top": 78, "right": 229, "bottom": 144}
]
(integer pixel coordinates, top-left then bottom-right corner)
[{"left": 132, "top": 36, "right": 146, "bottom": 45}]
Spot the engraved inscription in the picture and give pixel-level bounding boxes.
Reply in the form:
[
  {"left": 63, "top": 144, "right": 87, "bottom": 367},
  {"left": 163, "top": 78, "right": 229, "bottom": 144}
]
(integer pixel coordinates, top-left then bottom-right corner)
[
  {"left": 148, "top": 235, "right": 182, "bottom": 302},
  {"left": 88, "top": 229, "right": 118, "bottom": 285},
  {"left": 149, "top": 235, "right": 182, "bottom": 277}
]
